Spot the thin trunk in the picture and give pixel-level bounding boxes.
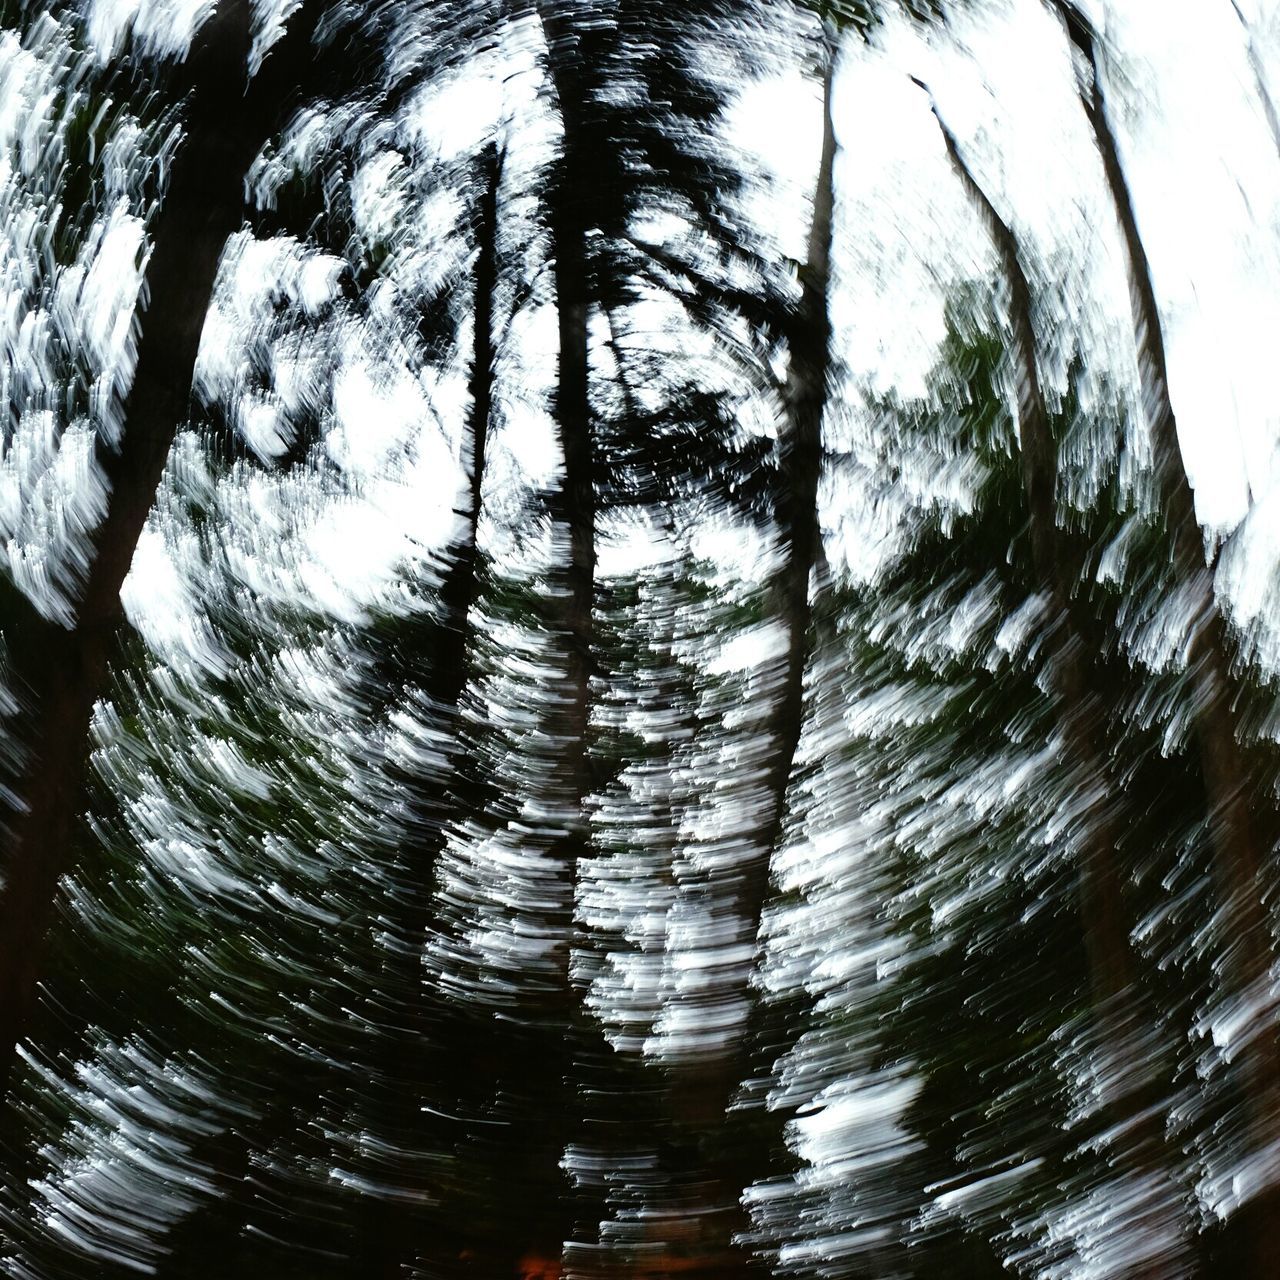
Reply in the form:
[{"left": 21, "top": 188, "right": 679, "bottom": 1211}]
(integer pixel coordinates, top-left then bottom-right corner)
[
  {"left": 433, "top": 142, "right": 500, "bottom": 717},
  {"left": 921, "top": 82, "right": 1183, "bottom": 1280},
  {"left": 1230, "top": 0, "right": 1280, "bottom": 166},
  {"left": 0, "top": 0, "right": 325, "bottom": 1092},
  {"left": 363, "top": 141, "right": 501, "bottom": 1278},
  {"left": 499, "top": 4, "right": 598, "bottom": 1270},
  {"left": 538, "top": 1, "right": 597, "bottom": 896},
  {"left": 1052, "top": 3, "right": 1280, "bottom": 1272},
  {"left": 668, "top": 34, "right": 837, "bottom": 1278},
  {"left": 921, "top": 76, "right": 1138, "bottom": 1066}
]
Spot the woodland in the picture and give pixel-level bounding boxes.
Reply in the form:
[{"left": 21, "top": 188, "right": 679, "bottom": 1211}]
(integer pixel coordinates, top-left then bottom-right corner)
[{"left": 1, "top": 1, "right": 1279, "bottom": 1277}]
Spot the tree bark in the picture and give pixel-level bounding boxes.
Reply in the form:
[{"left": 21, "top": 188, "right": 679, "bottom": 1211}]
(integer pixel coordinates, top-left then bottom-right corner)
[
  {"left": 920, "top": 72, "right": 1139, "bottom": 1059},
  {"left": 1051, "top": 3, "right": 1280, "bottom": 1273},
  {"left": 364, "top": 140, "right": 502, "bottom": 1278},
  {"left": 664, "top": 30, "right": 836, "bottom": 1278},
  {"left": 536, "top": 3, "right": 597, "bottom": 928},
  {"left": 416, "top": 140, "right": 500, "bottom": 726},
  {"left": 493, "top": 4, "right": 599, "bottom": 1271},
  {"left": 0, "top": 0, "right": 324, "bottom": 1091},
  {"left": 921, "top": 81, "right": 1185, "bottom": 1280}
]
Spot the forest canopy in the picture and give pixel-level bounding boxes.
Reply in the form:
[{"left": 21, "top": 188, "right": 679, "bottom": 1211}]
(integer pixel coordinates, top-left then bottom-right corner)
[{"left": 1, "top": 1, "right": 1280, "bottom": 1278}]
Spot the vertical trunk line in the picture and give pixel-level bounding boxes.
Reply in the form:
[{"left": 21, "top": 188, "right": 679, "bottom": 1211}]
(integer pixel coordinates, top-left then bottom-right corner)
[
  {"left": 1059, "top": 0, "right": 1276, "bottom": 1055},
  {"left": 536, "top": 0, "right": 597, "bottom": 983},
  {"left": 432, "top": 139, "right": 500, "bottom": 705},
  {"left": 674, "top": 34, "right": 837, "bottom": 1279},
  {"left": 511, "top": 6, "right": 599, "bottom": 1271},
  {"left": 1052, "top": 4, "right": 1280, "bottom": 1270},
  {"left": 368, "top": 141, "right": 501, "bottom": 1278},
  {"left": 919, "top": 81, "right": 1139, "bottom": 1045},
  {"left": 736, "top": 18, "right": 836, "bottom": 1014}
]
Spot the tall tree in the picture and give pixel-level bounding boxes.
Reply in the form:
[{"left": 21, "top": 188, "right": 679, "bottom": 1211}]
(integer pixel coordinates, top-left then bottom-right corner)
[
  {"left": 356, "top": 139, "right": 504, "bottom": 1278},
  {"left": 1051, "top": 1, "right": 1280, "bottom": 1271},
  {"left": 916, "top": 79, "right": 1189, "bottom": 1279},
  {"left": 654, "top": 14, "right": 838, "bottom": 1274},
  {"left": 426, "top": 6, "right": 604, "bottom": 1269},
  {"left": 0, "top": 0, "right": 329, "bottom": 1085},
  {"left": 534, "top": 0, "right": 598, "bottom": 996}
]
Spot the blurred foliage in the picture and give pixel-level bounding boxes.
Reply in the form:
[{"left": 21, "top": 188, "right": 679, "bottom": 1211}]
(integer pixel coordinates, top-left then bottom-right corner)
[{"left": 0, "top": 1, "right": 1278, "bottom": 1279}]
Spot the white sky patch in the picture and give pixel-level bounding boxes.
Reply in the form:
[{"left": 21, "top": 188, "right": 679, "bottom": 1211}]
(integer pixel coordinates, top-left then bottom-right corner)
[
  {"left": 295, "top": 253, "right": 345, "bottom": 316},
  {"left": 402, "top": 11, "right": 551, "bottom": 166},
  {"left": 596, "top": 520, "right": 681, "bottom": 580},
  {"left": 84, "top": 0, "right": 214, "bottom": 62},
  {"left": 407, "top": 66, "right": 508, "bottom": 163},
  {"left": 328, "top": 357, "right": 429, "bottom": 480},
  {"left": 302, "top": 372, "right": 463, "bottom": 618},
  {"left": 120, "top": 525, "right": 201, "bottom": 654},
  {"left": 299, "top": 494, "right": 424, "bottom": 620},
  {"left": 728, "top": 67, "right": 823, "bottom": 263},
  {"left": 351, "top": 151, "right": 409, "bottom": 249},
  {"left": 52, "top": 206, "right": 145, "bottom": 377},
  {"left": 492, "top": 395, "right": 558, "bottom": 488},
  {"left": 708, "top": 620, "right": 789, "bottom": 676}
]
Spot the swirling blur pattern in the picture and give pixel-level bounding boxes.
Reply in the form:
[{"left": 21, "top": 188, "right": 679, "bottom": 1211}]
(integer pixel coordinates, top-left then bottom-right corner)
[{"left": 1, "top": 1, "right": 1279, "bottom": 1277}]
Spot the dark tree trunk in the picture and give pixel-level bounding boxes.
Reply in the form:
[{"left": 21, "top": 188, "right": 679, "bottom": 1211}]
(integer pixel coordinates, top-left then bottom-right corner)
[
  {"left": 921, "top": 74, "right": 1138, "bottom": 1072},
  {"left": 421, "top": 141, "right": 500, "bottom": 727},
  {"left": 365, "top": 140, "right": 502, "bottom": 1279},
  {"left": 536, "top": 1, "right": 597, "bottom": 940},
  {"left": 1051, "top": 4, "right": 1280, "bottom": 1274},
  {"left": 666, "top": 34, "right": 837, "bottom": 1278},
  {"left": 482, "top": 5, "right": 599, "bottom": 1271},
  {"left": 0, "top": 0, "right": 324, "bottom": 1092},
  {"left": 921, "top": 83, "right": 1184, "bottom": 1280}
]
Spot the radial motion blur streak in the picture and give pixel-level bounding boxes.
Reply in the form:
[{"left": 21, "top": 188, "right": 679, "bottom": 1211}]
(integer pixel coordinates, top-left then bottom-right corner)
[{"left": 2, "top": 1, "right": 1280, "bottom": 1277}]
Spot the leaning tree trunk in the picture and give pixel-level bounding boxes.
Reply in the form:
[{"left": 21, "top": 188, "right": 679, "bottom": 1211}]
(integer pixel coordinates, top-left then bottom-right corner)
[
  {"left": 1052, "top": 3, "right": 1280, "bottom": 1273},
  {"left": 0, "top": 0, "right": 323, "bottom": 1092},
  {"left": 921, "top": 83, "right": 1188, "bottom": 1280},
  {"left": 668, "top": 31, "right": 836, "bottom": 1278},
  {"left": 1230, "top": 0, "right": 1280, "bottom": 168},
  {"left": 365, "top": 140, "right": 502, "bottom": 1279}
]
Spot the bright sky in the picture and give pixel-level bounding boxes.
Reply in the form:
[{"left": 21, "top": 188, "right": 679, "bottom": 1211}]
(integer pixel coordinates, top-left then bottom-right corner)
[{"left": 63, "top": 0, "right": 1280, "bottom": 639}]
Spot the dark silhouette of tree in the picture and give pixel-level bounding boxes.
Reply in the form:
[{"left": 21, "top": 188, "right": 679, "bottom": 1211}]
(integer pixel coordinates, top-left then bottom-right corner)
[
  {"left": 665, "top": 22, "right": 836, "bottom": 1275},
  {"left": 1051, "top": 4, "right": 1280, "bottom": 1272},
  {"left": 0, "top": 0, "right": 330, "bottom": 1086},
  {"left": 340, "top": 139, "right": 505, "bottom": 1279},
  {"left": 916, "top": 77, "right": 1188, "bottom": 1280}
]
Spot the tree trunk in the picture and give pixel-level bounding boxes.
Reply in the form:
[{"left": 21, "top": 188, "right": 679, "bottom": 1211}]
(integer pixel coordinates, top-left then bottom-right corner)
[
  {"left": 0, "top": 0, "right": 323, "bottom": 1092},
  {"left": 364, "top": 140, "right": 502, "bottom": 1278},
  {"left": 1052, "top": 3, "right": 1280, "bottom": 1273},
  {"left": 536, "top": 3, "right": 597, "bottom": 932},
  {"left": 921, "top": 82, "right": 1186, "bottom": 1280},
  {"left": 665, "top": 31, "right": 837, "bottom": 1278},
  {"left": 1230, "top": 0, "right": 1280, "bottom": 167},
  {"left": 497, "top": 4, "right": 599, "bottom": 1271},
  {"left": 418, "top": 140, "right": 500, "bottom": 725}
]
